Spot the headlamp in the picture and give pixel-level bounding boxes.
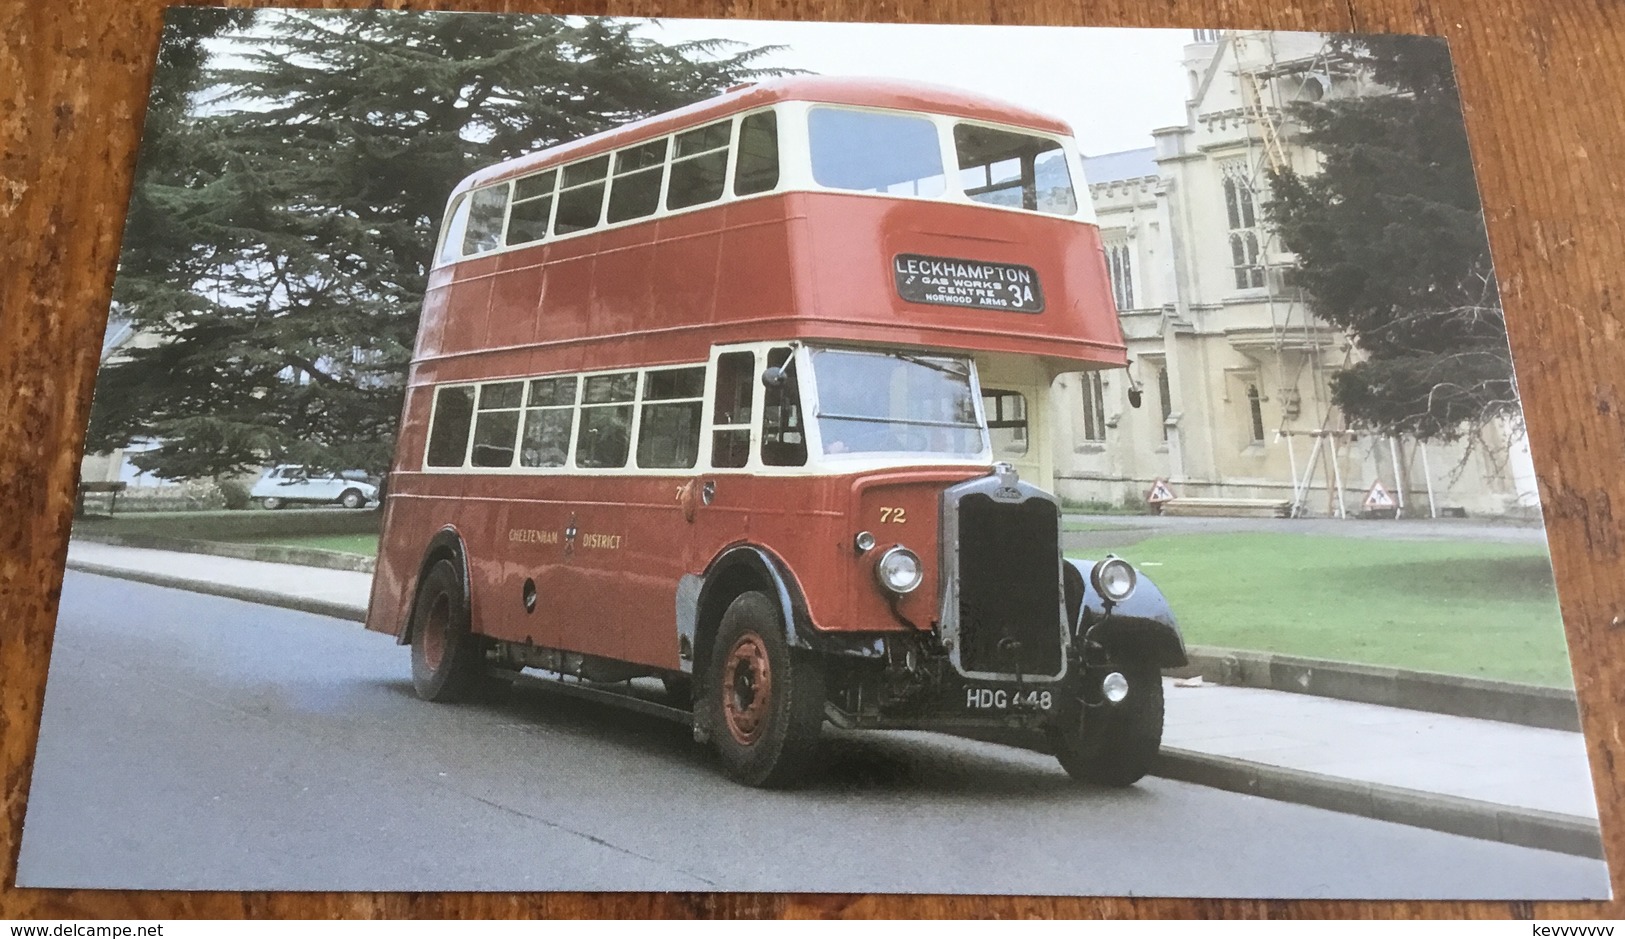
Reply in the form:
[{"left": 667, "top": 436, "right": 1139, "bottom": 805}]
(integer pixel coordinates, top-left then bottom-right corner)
[
  {"left": 875, "top": 546, "right": 923, "bottom": 594},
  {"left": 1090, "top": 556, "right": 1137, "bottom": 603}
]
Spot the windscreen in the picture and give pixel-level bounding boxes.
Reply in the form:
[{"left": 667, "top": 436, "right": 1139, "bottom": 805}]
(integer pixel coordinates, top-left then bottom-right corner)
[{"left": 809, "top": 348, "right": 986, "bottom": 457}]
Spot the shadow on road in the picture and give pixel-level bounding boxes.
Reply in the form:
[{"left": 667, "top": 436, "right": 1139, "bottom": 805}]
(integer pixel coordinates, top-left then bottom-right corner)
[{"left": 376, "top": 674, "right": 1158, "bottom": 803}]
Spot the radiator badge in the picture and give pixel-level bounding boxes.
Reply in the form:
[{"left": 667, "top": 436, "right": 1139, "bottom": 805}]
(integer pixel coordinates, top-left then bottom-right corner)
[{"left": 992, "top": 461, "right": 1022, "bottom": 500}]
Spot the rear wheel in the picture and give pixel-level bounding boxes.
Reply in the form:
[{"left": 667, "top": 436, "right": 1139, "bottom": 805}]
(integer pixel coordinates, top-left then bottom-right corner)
[
  {"left": 705, "top": 591, "right": 825, "bottom": 788},
  {"left": 261, "top": 496, "right": 283, "bottom": 510},
  {"left": 1048, "top": 661, "right": 1164, "bottom": 787},
  {"left": 409, "top": 559, "right": 485, "bottom": 702},
  {"left": 340, "top": 488, "right": 366, "bottom": 509}
]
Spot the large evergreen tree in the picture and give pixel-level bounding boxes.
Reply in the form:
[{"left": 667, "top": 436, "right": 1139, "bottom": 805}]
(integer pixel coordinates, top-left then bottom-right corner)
[
  {"left": 1266, "top": 34, "right": 1514, "bottom": 442},
  {"left": 90, "top": 11, "right": 777, "bottom": 479}
]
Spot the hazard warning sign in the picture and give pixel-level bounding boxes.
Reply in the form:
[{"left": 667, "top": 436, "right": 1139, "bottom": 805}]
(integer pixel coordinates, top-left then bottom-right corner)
[
  {"left": 1146, "top": 478, "right": 1176, "bottom": 505},
  {"left": 1363, "top": 480, "right": 1396, "bottom": 510}
]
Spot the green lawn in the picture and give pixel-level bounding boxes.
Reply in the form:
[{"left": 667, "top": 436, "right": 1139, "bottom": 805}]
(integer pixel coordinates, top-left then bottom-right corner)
[
  {"left": 1071, "top": 533, "right": 1575, "bottom": 688},
  {"left": 246, "top": 533, "right": 380, "bottom": 556}
]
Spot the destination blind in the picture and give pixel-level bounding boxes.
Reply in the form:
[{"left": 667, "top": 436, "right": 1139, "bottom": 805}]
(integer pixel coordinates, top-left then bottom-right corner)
[{"left": 893, "top": 253, "right": 1045, "bottom": 313}]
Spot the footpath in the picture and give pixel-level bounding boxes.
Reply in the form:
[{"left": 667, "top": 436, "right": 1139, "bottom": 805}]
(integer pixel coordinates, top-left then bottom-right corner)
[{"left": 62, "top": 539, "right": 1604, "bottom": 859}]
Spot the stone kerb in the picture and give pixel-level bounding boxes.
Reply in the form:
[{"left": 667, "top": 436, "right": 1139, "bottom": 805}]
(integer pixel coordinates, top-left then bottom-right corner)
[{"left": 1174, "top": 645, "right": 1582, "bottom": 732}]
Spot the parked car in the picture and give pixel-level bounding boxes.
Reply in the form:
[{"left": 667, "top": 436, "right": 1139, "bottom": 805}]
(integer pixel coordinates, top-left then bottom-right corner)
[{"left": 250, "top": 465, "right": 379, "bottom": 510}]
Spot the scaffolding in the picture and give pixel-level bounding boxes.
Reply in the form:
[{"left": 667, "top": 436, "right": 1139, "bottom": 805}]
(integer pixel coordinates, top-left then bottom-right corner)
[{"left": 1227, "top": 31, "right": 1366, "bottom": 518}]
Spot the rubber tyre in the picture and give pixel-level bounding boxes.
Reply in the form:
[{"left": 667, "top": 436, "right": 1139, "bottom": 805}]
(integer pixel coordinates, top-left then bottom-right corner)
[
  {"left": 1047, "top": 662, "right": 1164, "bottom": 787},
  {"left": 340, "top": 489, "right": 366, "bottom": 509},
  {"left": 705, "top": 591, "right": 825, "bottom": 788},
  {"left": 409, "top": 559, "right": 486, "bottom": 702},
  {"left": 261, "top": 496, "right": 283, "bottom": 510}
]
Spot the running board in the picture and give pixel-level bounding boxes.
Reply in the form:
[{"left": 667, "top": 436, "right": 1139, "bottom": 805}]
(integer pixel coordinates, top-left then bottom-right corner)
[{"left": 506, "top": 671, "right": 692, "bottom": 726}]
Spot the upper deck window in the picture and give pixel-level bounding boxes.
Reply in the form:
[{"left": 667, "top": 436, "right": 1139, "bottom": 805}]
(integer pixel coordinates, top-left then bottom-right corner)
[
  {"left": 436, "top": 196, "right": 472, "bottom": 265},
  {"left": 954, "top": 124, "right": 1077, "bottom": 216},
  {"left": 463, "top": 185, "right": 510, "bottom": 255},
  {"left": 668, "top": 121, "right": 731, "bottom": 210},
  {"left": 506, "top": 169, "right": 556, "bottom": 246},
  {"left": 808, "top": 107, "right": 945, "bottom": 198},
  {"left": 555, "top": 155, "right": 610, "bottom": 235},
  {"left": 607, "top": 139, "right": 669, "bottom": 224},
  {"left": 734, "top": 111, "right": 779, "bottom": 196}
]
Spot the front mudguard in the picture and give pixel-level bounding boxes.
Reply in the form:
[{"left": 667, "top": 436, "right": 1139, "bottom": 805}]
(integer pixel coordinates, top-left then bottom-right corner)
[{"left": 1062, "top": 557, "right": 1187, "bottom": 668}]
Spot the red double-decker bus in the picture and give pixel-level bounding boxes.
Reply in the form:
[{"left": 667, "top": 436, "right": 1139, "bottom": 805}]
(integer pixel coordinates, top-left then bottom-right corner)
[{"left": 366, "top": 76, "right": 1186, "bottom": 788}]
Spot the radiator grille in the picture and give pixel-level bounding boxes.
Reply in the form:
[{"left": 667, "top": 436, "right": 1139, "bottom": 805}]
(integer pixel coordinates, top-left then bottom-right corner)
[{"left": 955, "top": 492, "right": 1063, "bottom": 677}]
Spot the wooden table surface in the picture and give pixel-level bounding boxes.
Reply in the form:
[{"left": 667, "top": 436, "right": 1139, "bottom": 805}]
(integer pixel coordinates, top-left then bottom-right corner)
[{"left": 4, "top": 0, "right": 1624, "bottom": 920}]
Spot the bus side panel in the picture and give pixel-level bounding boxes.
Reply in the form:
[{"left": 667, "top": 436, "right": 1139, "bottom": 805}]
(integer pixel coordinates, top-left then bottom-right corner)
[
  {"left": 367, "top": 476, "right": 468, "bottom": 637},
  {"left": 461, "top": 474, "right": 523, "bottom": 643},
  {"left": 538, "top": 239, "right": 596, "bottom": 348},
  {"left": 729, "top": 475, "right": 851, "bottom": 629},
  {"left": 590, "top": 475, "right": 690, "bottom": 668},
  {"left": 490, "top": 487, "right": 569, "bottom": 649},
  {"left": 437, "top": 256, "right": 501, "bottom": 357},
  {"left": 650, "top": 212, "right": 724, "bottom": 331},
  {"left": 367, "top": 376, "right": 438, "bottom": 637},
  {"left": 395, "top": 382, "right": 434, "bottom": 474},
  {"left": 413, "top": 283, "right": 452, "bottom": 360},
  {"left": 592, "top": 225, "right": 657, "bottom": 341},
  {"left": 485, "top": 254, "right": 546, "bottom": 351},
  {"left": 477, "top": 475, "right": 678, "bottom": 668},
  {"left": 715, "top": 196, "right": 800, "bottom": 330}
]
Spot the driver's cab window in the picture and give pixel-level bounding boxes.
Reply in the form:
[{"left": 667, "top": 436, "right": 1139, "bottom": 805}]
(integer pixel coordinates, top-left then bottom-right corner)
[
  {"left": 760, "top": 346, "right": 806, "bottom": 467},
  {"left": 983, "top": 389, "right": 1029, "bottom": 456},
  {"left": 712, "top": 351, "right": 756, "bottom": 469}
]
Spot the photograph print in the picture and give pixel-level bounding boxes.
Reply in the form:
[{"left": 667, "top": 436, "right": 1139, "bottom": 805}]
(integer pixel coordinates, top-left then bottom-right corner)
[{"left": 18, "top": 9, "right": 1611, "bottom": 898}]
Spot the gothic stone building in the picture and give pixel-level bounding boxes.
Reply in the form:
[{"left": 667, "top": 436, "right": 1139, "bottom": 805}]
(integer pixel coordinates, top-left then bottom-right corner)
[{"left": 1016, "top": 30, "right": 1537, "bottom": 518}]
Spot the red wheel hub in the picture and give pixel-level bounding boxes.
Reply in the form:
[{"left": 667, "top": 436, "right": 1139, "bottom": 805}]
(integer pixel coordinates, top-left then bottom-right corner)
[
  {"left": 721, "top": 632, "right": 773, "bottom": 746},
  {"left": 422, "top": 592, "right": 450, "bottom": 670}
]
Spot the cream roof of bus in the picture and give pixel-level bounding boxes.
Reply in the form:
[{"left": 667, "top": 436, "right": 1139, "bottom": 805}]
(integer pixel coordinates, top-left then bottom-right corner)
[{"left": 453, "top": 76, "right": 1077, "bottom": 198}]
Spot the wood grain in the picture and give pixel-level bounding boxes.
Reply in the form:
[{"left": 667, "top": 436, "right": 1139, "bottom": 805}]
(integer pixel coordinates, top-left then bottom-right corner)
[{"left": 4, "top": 0, "right": 1623, "bottom": 919}]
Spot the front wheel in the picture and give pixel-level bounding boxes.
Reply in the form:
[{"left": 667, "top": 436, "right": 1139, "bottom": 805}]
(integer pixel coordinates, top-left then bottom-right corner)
[
  {"left": 340, "top": 488, "right": 367, "bottom": 509},
  {"left": 409, "top": 559, "right": 486, "bottom": 702},
  {"left": 705, "top": 592, "right": 825, "bottom": 788},
  {"left": 1047, "top": 662, "right": 1164, "bottom": 787},
  {"left": 261, "top": 496, "right": 283, "bottom": 510}
]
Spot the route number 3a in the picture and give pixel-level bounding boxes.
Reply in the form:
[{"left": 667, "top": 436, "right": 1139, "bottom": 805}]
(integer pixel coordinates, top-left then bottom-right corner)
[{"left": 879, "top": 507, "right": 907, "bottom": 524}]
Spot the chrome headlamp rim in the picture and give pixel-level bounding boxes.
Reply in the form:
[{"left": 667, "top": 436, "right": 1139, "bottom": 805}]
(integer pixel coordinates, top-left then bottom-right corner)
[
  {"left": 1090, "top": 556, "right": 1138, "bottom": 603},
  {"left": 874, "top": 545, "right": 924, "bottom": 595}
]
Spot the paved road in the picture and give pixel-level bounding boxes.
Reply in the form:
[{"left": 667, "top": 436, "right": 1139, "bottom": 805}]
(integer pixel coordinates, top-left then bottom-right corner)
[{"left": 16, "top": 572, "right": 1608, "bottom": 897}]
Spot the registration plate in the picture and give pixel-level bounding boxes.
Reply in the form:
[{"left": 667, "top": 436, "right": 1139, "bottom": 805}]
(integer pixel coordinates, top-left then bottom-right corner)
[{"left": 964, "top": 687, "right": 1054, "bottom": 711}]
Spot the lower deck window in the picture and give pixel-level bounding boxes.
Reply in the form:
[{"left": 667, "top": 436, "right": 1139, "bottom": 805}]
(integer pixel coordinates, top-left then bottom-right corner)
[
  {"left": 577, "top": 372, "right": 636, "bottom": 468},
  {"left": 636, "top": 367, "right": 705, "bottom": 469},
  {"left": 471, "top": 381, "right": 524, "bottom": 467},
  {"left": 519, "top": 376, "right": 577, "bottom": 467},
  {"left": 426, "top": 386, "right": 476, "bottom": 467}
]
